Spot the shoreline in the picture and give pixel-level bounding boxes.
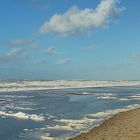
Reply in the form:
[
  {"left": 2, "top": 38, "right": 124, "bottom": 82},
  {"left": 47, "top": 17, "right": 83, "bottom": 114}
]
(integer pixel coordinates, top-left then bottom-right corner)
[{"left": 68, "top": 108, "right": 140, "bottom": 140}]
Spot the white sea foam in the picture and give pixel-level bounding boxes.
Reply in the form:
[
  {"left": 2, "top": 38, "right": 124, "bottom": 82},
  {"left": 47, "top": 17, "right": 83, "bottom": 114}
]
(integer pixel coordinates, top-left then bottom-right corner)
[
  {"left": 85, "top": 104, "right": 140, "bottom": 119},
  {"left": 46, "top": 114, "right": 57, "bottom": 120},
  {"left": 0, "top": 95, "right": 33, "bottom": 98},
  {"left": 97, "top": 96, "right": 117, "bottom": 100},
  {"left": 41, "top": 136, "right": 57, "bottom": 140},
  {"left": 127, "top": 104, "right": 140, "bottom": 109},
  {"left": 41, "top": 135, "right": 57, "bottom": 140},
  {"left": 30, "top": 114, "right": 45, "bottom": 122},
  {"left": 17, "top": 101, "right": 36, "bottom": 106},
  {"left": 49, "top": 117, "right": 95, "bottom": 131},
  {"left": 54, "top": 117, "right": 95, "bottom": 124},
  {"left": 47, "top": 125, "right": 74, "bottom": 131},
  {"left": 80, "top": 92, "right": 92, "bottom": 95},
  {"left": 118, "top": 98, "right": 130, "bottom": 101},
  {"left": 0, "top": 80, "right": 140, "bottom": 92},
  {"left": 24, "top": 129, "right": 29, "bottom": 131},
  {"left": 97, "top": 93, "right": 117, "bottom": 100},
  {"left": 22, "top": 130, "right": 57, "bottom": 140},
  {"left": 97, "top": 93, "right": 132, "bottom": 101},
  {"left": 97, "top": 96, "right": 130, "bottom": 101},
  {"left": 6, "top": 105, "right": 33, "bottom": 110},
  {"left": 20, "top": 104, "right": 140, "bottom": 140},
  {"left": 0, "top": 111, "right": 45, "bottom": 122},
  {"left": 85, "top": 109, "right": 125, "bottom": 118},
  {"left": 129, "top": 95, "right": 140, "bottom": 100},
  {"left": 47, "top": 122, "right": 88, "bottom": 131}
]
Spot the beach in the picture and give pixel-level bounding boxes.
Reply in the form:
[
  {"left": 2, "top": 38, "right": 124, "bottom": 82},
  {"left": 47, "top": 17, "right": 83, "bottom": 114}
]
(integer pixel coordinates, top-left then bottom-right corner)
[
  {"left": 0, "top": 85, "right": 140, "bottom": 139},
  {"left": 68, "top": 108, "right": 140, "bottom": 140}
]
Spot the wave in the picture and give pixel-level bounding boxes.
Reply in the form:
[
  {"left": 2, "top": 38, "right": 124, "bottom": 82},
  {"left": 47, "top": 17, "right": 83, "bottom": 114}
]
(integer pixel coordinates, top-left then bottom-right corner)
[
  {"left": 0, "top": 111, "right": 45, "bottom": 122},
  {"left": 85, "top": 104, "right": 140, "bottom": 119},
  {"left": 20, "top": 130, "right": 57, "bottom": 140},
  {"left": 40, "top": 136, "right": 57, "bottom": 140},
  {"left": 52, "top": 117, "right": 95, "bottom": 131},
  {"left": 128, "top": 94, "right": 140, "bottom": 100},
  {"left": 0, "top": 80, "right": 140, "bottom": 92},
  {"left": 97, "top": 93, "right": 117, "bottom": 100},
  {"left": 5, "top": 105, "right": 33, "bottom": 111}
]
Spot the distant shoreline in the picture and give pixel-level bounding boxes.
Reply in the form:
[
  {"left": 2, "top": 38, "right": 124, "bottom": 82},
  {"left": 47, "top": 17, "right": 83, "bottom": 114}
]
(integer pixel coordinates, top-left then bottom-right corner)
[{"left": 68, "top": 108, "right": 140, "bottom": 140}]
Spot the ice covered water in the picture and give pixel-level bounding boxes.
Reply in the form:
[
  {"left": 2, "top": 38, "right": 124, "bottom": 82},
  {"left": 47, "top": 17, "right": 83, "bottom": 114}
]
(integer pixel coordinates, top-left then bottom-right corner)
[{"left": 0, "top": 83, "right": 140, "bottom": 140}]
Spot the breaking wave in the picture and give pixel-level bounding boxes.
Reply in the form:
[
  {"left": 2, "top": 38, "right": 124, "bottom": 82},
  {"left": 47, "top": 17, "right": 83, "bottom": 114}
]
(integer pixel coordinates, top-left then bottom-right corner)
[
  {"left": 0, "top": 111, "right": 45, "bottom": 122},
  {"left": 0, "top": 80, "right": 140, "bottom": 92}
]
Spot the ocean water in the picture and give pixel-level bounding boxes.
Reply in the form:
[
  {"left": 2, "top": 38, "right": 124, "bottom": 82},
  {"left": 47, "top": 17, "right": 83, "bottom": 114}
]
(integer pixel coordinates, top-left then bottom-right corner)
[{"left": 0, "top": 81, "right": 140, "bottom": 140}]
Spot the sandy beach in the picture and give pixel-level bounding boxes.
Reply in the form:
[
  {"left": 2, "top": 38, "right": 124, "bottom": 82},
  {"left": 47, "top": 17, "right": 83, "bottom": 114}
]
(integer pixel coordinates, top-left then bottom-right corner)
[{"left": 68, "top": 108, "right": 140, "bottom": 140}]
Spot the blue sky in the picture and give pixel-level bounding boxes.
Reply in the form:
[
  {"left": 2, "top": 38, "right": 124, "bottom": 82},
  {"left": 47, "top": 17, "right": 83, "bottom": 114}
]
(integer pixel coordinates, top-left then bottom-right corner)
[{"left": 0, "top": 0, "right": 140, "bottom": 80}]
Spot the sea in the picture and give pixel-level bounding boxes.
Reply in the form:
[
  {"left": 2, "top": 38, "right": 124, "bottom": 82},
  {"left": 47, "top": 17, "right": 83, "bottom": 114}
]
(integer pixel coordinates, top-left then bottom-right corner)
[{"left": 0, "top": 80, "right": 140, "bottom": 140}]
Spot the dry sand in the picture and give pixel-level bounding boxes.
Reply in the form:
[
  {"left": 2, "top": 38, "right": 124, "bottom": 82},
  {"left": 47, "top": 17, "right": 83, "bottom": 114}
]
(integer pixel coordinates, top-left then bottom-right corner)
[{"left": 68, "top": 108, "right": 140, "bottom": 140}]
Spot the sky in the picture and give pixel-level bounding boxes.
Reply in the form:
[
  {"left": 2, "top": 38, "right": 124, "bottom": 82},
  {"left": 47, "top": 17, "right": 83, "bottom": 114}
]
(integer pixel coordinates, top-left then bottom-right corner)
[{"left": 0, "top": 0, "right": 140, "bottom": 80}]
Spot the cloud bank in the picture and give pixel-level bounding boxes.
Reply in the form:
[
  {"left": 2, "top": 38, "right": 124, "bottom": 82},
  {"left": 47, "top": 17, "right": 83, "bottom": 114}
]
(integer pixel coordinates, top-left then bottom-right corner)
[{"left": 40, "top": 0, "right": 125, "bottom": 35}]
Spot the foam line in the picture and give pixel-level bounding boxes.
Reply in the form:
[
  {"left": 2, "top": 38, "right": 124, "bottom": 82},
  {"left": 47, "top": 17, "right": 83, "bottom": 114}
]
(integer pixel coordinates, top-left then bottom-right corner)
[{"left": 0, "top": 80, "right": 140, "bottom": 92}]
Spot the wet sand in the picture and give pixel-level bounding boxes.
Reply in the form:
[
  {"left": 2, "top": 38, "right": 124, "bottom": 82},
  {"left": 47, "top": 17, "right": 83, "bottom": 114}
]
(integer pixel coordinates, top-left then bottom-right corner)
[{"left": 68, "top": 108, "right": 140, "bottom": 140}]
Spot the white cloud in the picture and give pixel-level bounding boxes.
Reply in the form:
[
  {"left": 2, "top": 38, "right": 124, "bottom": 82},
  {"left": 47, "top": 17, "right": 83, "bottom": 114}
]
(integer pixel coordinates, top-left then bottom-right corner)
[
  {"left": 28, "top": 40, "right": 40, "bottom": 49},
  {"left": 43, "top": 47, "right": 57, "bottom": 55},
  {"left": 7, "top": 39, "right": 24, "bottom": 46},
  {"left": 40, "top": 0, "right": 125, "bottom": 35},
  {"left": 0, "top": 48, "right": 22, "bottom": 64},
  {"left": 56, "top": 58, "right": 70, "bottom": 65},
  {"left": 0, "top": 39, "right": 41, "bottom": 65},
  {"left": 6, "top": 48, "right": 22, "bottom": 58},
  {"left": 81, "top": 44, "right": 102, "bottom": 50},
  {"left": 4, "top": 39, "right": 40, "bottom": 49},
  {"left": 33, "top": 59, "right": 47, "bottom": 65},
  {"left": 0, "top": 48, "right": 29, "bottom": 65}
]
